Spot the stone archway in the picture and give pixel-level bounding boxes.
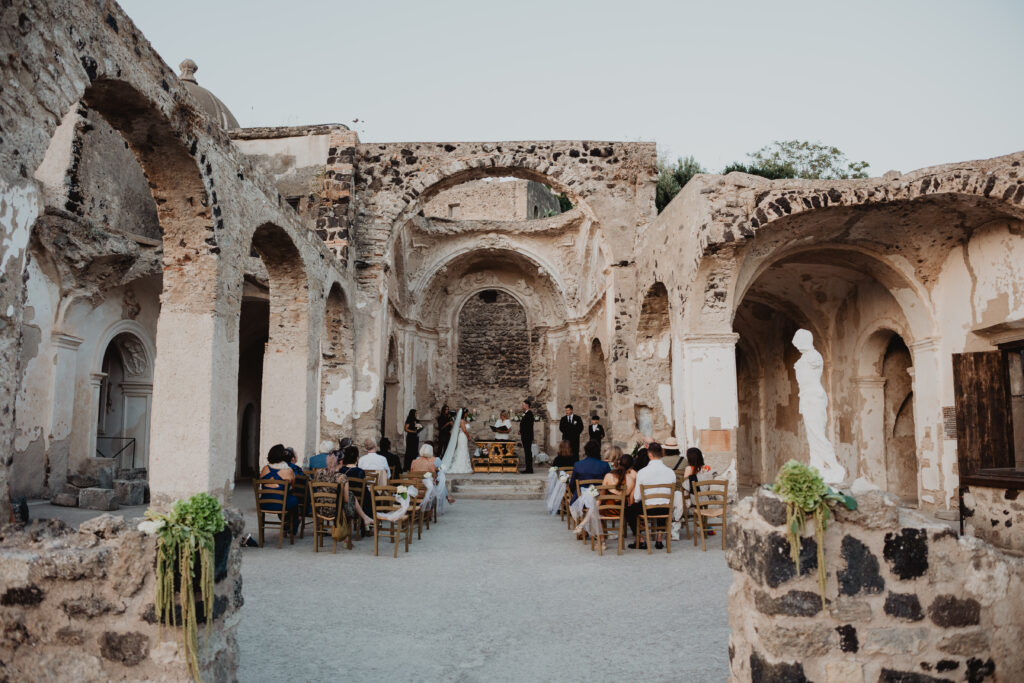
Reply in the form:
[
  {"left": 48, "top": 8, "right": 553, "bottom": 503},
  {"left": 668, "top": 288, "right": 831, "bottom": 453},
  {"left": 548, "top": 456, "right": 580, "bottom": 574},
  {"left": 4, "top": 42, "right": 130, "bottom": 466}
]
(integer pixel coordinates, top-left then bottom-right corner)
[
  {"left": 588, "top": 339, "right": 610, "bottom": 426},
  {"left": 94, "top": 329, "right": 154, "bottom": 472},
  {"left": 635, "top": 282, "right": 673, "bottom": 437},
  {"left": 319, "top": 283, "right": 355, "bottom": 449},
  {"left": 881, "top": 334, "right": 917, "bottom": 503}
]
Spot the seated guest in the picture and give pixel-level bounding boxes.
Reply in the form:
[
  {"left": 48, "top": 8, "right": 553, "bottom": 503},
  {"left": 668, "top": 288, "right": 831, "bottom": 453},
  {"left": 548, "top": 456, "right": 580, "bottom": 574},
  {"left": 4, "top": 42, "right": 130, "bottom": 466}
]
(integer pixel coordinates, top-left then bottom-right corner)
[
  {"left": 285, "top": 447, "right": 305, "bottom": 476},
  {"left": 604, "top": 450, "right": 636, "bottom": 501},
  {"left": 410, "top": 443, "right": 439, "bottom": 475},
  {"left": 551, "top": 440, "right": 576, "bottom": 468},
  {"left": 634, "top": 446, "right": 650, "bottom": 472},
  {"left": 259, "top": 444, "right": 298, "bottom": 532},
  {"left": 312, "top": 452, "right": 373, "bottom": 528},
  {"left": 663, "top": 437, "right": 682, "bottom": 470},
  {"left": 569, "top": 439, "right": 611, "bottom": 503},
  {"left": 307, "top": 450, "right": 329, "bottom": 469},
  {"left": 410, "top": 444, "right": 456, "bottom": 504},
  {"left": 627, "top": 442, "right": 676, "bottom": 550},
  {"left": 380, "top": 437, "right": 403, "bottom": 477},
  {"left": 357, "top": 437, "right": 391, "bottom": 479}
]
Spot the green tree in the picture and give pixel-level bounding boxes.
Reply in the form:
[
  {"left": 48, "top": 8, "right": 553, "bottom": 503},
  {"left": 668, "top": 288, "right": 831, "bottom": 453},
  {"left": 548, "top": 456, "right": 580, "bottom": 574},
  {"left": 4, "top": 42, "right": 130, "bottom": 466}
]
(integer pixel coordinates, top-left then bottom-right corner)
[
  {"left": 656, "top": 155, "right": 705, "bottom": 213},
  {"left": 725, "top": 140, "right": 869, "bottom": 180},
  {"left": 555, "top": 193, "right": 573, "bottom": 213}
]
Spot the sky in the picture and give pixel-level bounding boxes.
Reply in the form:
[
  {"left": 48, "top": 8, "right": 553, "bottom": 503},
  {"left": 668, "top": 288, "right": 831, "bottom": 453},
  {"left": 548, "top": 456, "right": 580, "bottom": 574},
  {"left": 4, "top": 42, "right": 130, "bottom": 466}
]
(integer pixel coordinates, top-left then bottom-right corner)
[{"left": 118, "top": 0, "right": 1024, "bottom": 176}]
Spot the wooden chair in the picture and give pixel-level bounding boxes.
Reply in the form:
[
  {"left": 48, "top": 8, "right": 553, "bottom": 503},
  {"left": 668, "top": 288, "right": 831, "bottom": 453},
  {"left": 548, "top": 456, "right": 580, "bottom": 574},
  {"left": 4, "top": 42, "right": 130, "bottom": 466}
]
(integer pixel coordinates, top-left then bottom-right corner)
[
  {"left": 390, "top": 477, "right": 427, "bottom": 541},
  {"left": 252, "top": 478, "right": 294, "bottom": 548},
  {"left": 291, "top": 474, "right": 309, "bottom": 539},
  {"left": 309, "top": 480, "right": 352, "bottom": 553},
  {"left": 594, "top": 485, "right": 626, "bottom": 556},
  {"left": 674, "top": 473, "right": 692, "bottom": 540},
  {"left": 369, "top": 485, "right": 412, "bottom": 557},
  {"left": 572, "top": 478, "right": 605, "bottom": 541},
  {"left": 345, "top": 475, "right": 366, "bottom": 539},
  {"left": 557, "top": 467, "right": 574, "bottom": 525},
  {"left": 362, "top": 469, "right": 385, "bottom": 488},
  {"left": 638, "top": 482, "right": 675, "bottom": 554},
  {"left": 692, "top": 479, "right": 729, "bottom": 551}
]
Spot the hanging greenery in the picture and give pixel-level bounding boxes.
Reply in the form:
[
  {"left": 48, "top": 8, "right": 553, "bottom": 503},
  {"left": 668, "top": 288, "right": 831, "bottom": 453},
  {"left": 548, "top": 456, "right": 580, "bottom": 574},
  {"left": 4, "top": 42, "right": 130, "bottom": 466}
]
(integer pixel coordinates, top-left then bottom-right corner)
[
  {"left": 138, "top": 492, "right": 226, "bottom": 681},
  {"left": 772, "top": 460, "right": 857, "bottom": 608}
]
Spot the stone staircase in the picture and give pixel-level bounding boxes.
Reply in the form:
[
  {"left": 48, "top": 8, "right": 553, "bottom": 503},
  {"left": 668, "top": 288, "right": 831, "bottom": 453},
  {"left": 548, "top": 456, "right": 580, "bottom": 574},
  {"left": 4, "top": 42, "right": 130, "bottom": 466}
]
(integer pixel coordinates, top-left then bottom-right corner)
[{"left": 447, "top": 471, "right": 548, "bottom": 500}]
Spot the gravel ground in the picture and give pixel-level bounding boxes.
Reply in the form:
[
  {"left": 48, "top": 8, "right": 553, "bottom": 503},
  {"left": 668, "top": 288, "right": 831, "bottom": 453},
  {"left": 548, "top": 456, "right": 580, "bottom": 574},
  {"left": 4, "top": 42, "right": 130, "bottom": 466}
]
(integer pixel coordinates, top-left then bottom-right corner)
[{"left": 235, "top": 497, "right": 733, "bottom": 682}]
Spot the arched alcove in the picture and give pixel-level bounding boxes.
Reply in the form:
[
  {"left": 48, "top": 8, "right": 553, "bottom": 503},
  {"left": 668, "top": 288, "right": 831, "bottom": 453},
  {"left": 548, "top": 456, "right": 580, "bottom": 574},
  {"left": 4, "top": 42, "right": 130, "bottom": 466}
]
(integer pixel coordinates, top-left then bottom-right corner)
[
  {"left": 94, "top": 330, "right": 153, "bottom": 471},
  {"left": 456, "top": 290, "right": 530, "bottom": 421},
  {"left": 588, "top": 339, "right": 609, "bottom": 424},
  {"left": 635, "top": 282, "right": 674, "bottom": 437},
  {"left": 320, "top": 283, "right": 355, "bottom": 449},
  {"left": 882, "top": 335, "right": 917, "bottom": 504}
]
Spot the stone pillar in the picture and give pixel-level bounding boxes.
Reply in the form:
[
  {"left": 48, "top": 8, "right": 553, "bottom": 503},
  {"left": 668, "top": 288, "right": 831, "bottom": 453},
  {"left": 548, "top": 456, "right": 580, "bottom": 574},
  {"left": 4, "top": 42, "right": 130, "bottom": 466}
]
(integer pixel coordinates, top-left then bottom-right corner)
[
  {"left": 854, "top": 375, "right": 887, "bottom": 489},
  {"left": 48, "top": 333, "right": 83, "bottom": 493},
  {"left": 908, "top": 337, "right": 946, "bottom": 509},
  {"left": 148, "top": 309, "right": 238, "bottom": 505},
  {"left": 315, "top": 128, "right": 360, "bottom": 264},
  {"left": 260, "top": 333, "right": 318, "bottom": 461},
  {"left": 681, "top": 333, "right": 739, "bottom": 469}
]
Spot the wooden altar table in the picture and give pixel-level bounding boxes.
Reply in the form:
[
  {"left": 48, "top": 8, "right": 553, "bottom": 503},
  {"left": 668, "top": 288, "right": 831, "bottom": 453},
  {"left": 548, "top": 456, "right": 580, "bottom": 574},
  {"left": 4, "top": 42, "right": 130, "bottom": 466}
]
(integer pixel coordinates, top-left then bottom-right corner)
[{"left": 472, "top": 441, "right": 518, "bottom": 472}]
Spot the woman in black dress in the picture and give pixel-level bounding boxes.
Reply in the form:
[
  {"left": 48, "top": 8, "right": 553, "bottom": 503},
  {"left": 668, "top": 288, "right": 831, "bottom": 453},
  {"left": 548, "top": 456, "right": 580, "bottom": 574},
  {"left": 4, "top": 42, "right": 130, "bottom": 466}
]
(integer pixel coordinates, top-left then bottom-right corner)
[
  {"left": 403, "top": 409, "right": 420, "bottom": 471},
  {"left": 437, "top": 404, "right": 454, "bottom": 456}
]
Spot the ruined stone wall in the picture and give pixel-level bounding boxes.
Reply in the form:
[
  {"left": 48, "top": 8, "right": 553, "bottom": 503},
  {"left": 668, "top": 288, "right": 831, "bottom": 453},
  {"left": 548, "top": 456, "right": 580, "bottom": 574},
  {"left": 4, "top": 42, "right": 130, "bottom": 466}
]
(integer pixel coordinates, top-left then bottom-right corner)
[
  {"left": 0, "top": 512, "right": 243, "bottom": 682},
  {"left": 424, "top": 179, "right": 559, "bottom": 220},
  {"left": 728, "top": 488, "right": 1024, "bottom": 682},
  {"left": 963, "top": 485, "right": 1024, "bottom": 555},
  {"left": 455, "top": 290, "right": 530, "bottom": 423}
]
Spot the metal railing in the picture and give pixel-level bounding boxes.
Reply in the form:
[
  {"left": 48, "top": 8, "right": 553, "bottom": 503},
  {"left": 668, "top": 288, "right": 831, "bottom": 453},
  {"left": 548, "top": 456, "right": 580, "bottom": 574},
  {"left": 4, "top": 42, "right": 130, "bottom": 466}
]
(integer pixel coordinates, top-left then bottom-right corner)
[{"left": 96, "top": 436, "right": 137, "bottom": 468}]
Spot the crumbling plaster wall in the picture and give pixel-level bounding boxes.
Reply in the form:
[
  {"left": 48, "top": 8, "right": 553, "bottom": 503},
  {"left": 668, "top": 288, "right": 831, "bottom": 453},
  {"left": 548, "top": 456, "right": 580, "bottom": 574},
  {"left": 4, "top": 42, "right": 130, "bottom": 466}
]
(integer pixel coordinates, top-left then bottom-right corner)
[
  {"left": 424, "top": 178, "right": 559, "bottom": 220},
  {"left": 1, "top": 0, "right": 352, "bottom": 509}
]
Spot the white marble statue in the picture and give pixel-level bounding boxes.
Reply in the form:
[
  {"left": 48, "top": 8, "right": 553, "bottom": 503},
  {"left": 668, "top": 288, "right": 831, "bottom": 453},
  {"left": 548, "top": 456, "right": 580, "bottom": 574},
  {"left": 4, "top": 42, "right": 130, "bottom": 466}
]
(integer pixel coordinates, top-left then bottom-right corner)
[{"left": 792, "top": 329, "right": 847, "bottom": 484}]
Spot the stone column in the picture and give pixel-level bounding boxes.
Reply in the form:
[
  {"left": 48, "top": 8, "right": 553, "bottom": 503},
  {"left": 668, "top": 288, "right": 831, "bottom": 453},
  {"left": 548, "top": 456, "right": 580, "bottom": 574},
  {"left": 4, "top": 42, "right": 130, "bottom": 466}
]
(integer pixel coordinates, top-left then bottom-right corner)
[
  {"left": 909, "top": 336, "right": 946, "bottom": 508},
  {"left": 680, "top": 333, "right": 739, "bottom": 468},
  {"left": 260, "top": 333, "right": 318, "bottom": 461},
  {"left": 148, "top": 308, "right": 238, "bottom": 505},
  {"left": 854, "top": 375, "right": 887, "bottom": 489},
  {"left": 48, "top": 333, "right": 83, "bottom": 493}
]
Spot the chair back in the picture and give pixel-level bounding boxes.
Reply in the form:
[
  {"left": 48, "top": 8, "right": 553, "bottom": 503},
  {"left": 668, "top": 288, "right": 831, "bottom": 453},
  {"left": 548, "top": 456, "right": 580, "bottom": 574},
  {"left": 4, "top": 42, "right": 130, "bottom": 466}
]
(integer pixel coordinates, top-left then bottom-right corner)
[
  {"left": 291, "top": 473, "right": 309, "bottom": 506},
  {"left": 253, "top": 477, "right": 292, "bottom": 514},
  {"left": 595, "top": 484, "right": 626, "bottom": 520},
  {"left": 575, "top": 478, "right": 605, "bottom": 497},
  {"left": 309, "top": 480, "right": 341, "bottom": 524},
  {"left": 369, "top": 484, "right": 399, "bottom": 516},
  {"left": 692, "top": 479, "right": 728, "bottom": 514},
  {"left": 639, "top": 482, "right": 675, "bottom": 519},
  {"left": 363, "top": 469, "right": 386, "bottom": 488},
  {"left": 347, "top": 475, "right": 366, "bottom": 502}
]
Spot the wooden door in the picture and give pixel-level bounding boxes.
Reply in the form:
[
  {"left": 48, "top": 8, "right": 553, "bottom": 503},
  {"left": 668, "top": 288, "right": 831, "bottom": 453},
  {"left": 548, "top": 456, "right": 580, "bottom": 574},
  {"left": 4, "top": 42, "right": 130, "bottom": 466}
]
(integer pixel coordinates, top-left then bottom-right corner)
[{"left": 952, "top": 351, "right": 1015, "bottom": 478}]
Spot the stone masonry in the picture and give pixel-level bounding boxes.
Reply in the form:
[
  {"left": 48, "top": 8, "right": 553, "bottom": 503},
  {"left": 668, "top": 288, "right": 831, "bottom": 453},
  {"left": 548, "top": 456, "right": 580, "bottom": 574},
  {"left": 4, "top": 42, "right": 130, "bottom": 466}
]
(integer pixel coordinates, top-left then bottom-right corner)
[{"left": 727, "top": 489, "right": 1024, "bottom": 682}]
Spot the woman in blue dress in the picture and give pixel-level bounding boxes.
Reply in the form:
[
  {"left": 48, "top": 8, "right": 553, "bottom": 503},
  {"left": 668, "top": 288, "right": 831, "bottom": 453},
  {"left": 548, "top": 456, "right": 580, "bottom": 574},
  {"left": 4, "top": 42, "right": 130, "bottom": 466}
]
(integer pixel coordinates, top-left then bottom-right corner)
[{"left": 259, "top": 444, "right": 299, "bottom": 533}]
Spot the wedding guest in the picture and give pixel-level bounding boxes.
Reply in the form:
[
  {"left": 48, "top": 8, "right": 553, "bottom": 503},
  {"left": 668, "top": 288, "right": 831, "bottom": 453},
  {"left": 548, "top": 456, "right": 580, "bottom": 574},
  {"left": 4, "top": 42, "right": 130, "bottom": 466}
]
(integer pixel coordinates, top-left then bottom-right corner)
[
  {"left": 551, "top": 440, "right": 575, "bottom": 468},
  {"left": 519, "top": 400, "right": 535, "bottom": 474},
  {"left": 663, "top": 437, "right": 682, "bottom": 470},
  {"left": 682, "top": 446, "right": 707, "bottom": 499},
  {"left": 492, "top": 410, "right": 512, "bottom": 441},
  {"left": 634, "top": 446, "right": 650, "bottom": 472},
  {"left": 403, "top": 409, "right": 421, "bottom": 471},
  {"left": 409, "top": 443, "right": 439, "bottom": 475},
  {"left": 571, "top": 449, "right": 634, "bottom": 542},
  {"left": 380, "top": 437, "right": 402, "bottom": 477},
  {"left": 627, "top": 442, "right": 676, "bottom": 550},
  {"left": 259, "top": 444, "right": 299, "bottom": 533},
  {"left": 313, "top": 452, "right": 373, "bottom": 528},
  {"left": 588, "top": 414, "right": 605, "bottom": 444},
  {"left": 559, "top": 404, "right": 585, "bottom": 460},
  {"left": 357, "top": 437, "right": 391, "bottom": 479},
  {"left": 569, "top": 439, "right": 611, "bottom": 503},
  {"left": 285, "top": 447, "right": 305, "bottom": 476},
  {"left": 340, "top": 446, "right": 374, "bottom": 531},
  {"left": 437, "top": 404, "right": 454, "bottom": 455}
]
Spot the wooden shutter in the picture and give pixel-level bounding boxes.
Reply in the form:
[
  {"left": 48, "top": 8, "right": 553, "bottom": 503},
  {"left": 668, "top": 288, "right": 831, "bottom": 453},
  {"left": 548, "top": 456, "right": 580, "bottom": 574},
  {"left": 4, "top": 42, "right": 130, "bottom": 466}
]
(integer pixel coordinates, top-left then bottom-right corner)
[{"left": 952, "top": 351, "right": 1015, "bottom": 479}]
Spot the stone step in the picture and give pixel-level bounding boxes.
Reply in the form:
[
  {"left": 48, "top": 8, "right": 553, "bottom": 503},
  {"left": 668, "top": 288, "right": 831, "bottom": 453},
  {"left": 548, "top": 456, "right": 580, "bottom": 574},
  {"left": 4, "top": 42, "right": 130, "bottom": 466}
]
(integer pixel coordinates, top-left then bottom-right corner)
[{"left": 447, "top": 472, "right": 548, "bottom": 500}]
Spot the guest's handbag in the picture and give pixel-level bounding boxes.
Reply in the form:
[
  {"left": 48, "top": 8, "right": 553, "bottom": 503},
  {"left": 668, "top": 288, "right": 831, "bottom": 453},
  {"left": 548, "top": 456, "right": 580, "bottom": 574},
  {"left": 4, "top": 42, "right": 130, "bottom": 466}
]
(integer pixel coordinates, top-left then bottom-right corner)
[{"left": 331, "top": 514, "right": 351, "bottom": 542}]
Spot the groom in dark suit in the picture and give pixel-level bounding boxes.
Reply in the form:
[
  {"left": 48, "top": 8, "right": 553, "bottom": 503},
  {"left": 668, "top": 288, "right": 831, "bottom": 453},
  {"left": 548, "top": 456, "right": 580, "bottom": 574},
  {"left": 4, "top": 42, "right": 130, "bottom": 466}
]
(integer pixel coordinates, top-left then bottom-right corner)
[
  {"left": 559, "top": 404, "right": 585, "bottom": 460},
  {"left": 519, "top": 400, "right": 535, "bottom": 474}
]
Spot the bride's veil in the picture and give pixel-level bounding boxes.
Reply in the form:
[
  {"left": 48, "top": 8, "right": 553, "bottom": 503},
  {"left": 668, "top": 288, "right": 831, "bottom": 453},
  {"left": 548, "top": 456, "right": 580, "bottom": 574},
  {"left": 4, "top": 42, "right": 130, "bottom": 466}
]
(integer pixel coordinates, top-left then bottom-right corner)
[{"left": 439, "top": 408, "right": 464, "bottom": 472}]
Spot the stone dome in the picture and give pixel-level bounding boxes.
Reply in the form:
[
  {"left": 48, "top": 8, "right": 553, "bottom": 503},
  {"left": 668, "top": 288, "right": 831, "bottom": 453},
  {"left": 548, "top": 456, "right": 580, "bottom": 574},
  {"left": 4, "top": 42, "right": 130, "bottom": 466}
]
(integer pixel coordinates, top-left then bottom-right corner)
[{"left": 178, "top": 59, "right": 240, "bottom": 130}]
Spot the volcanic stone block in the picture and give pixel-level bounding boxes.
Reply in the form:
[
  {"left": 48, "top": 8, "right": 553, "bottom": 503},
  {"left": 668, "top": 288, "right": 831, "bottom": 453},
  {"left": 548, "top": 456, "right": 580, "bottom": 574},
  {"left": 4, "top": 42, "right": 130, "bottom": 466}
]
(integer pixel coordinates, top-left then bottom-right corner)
[
  {"left": 100, "top": 631, "right": 149, "bottom": 667},
  {"left": 835, "top": 624, "right": 858, "bottom": 653},
  {"left": 113, "top": 479, "right": 147, "bottom": 506},
  {"left": 749, "top": 651, "right": 809, "bottom": 683},
  {"left": 754, "top": 589, "right": 822, "bottom": 617},
  {"left": 884, "top": 592, "right": 925, "bottom": 621},
  {"left": 878, "top": 669, "right": 953, "bottom": 683},
  {"left": 928, "top": 595, "right": 981, "bottom": 628},
  {"left": 730, "top": 529, "right": 818, "bottom": 588},
  {"left": 1, "top": 585, "right": 45, "bottom": 606},
  {"left": 78, "top": 488, "right": 119, "bottom": 511},
  {"left": 66, "top": 474, "right": 99, "bottom": 489},
  {"left": 838, "top": 535, "right": 885, "bottom": 596},
  {"left": 756, "top": 492, "right": 788, "bottom": 527},
  {"left": 51, "top": 493, "right": 79, "bottom": 507},
  {"left": 884, "top": 528, "right": 929, "bottom": 579}
]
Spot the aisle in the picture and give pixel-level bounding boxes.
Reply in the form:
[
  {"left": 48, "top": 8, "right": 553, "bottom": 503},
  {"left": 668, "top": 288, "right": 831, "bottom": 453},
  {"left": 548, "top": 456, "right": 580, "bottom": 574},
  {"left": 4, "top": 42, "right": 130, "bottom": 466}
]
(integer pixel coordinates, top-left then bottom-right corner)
[{"left": 236, "top": 497, "right": 732, "bottom": 682}]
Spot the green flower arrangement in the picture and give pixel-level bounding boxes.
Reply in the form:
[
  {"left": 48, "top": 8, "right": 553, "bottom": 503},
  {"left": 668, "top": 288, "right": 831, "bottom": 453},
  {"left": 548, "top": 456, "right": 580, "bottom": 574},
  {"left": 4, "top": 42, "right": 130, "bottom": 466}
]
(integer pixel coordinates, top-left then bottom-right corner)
[
  {"left": 139, "top": 492, "right": 226, "bottom": 681},
  {"left": 772, "top": 460, "right": 856, "bottom": 608}
]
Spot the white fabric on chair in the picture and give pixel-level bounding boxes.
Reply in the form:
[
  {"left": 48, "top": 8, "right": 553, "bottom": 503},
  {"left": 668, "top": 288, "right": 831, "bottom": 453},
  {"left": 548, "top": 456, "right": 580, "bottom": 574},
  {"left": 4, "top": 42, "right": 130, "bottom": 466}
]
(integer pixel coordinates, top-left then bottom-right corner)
[
  {"left": 545, "top": 470, "right": 568, "bottom": 515},
  {"left": 376, "top": 486, "right": 418, "bottom": 522}
]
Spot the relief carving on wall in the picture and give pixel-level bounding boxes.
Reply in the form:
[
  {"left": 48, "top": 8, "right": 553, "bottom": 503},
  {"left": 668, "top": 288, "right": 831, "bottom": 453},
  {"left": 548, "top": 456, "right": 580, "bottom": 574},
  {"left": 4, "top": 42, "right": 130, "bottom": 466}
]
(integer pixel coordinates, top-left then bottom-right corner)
[{"left": 116, "top": 336, "right": 148, "bottom": 377}]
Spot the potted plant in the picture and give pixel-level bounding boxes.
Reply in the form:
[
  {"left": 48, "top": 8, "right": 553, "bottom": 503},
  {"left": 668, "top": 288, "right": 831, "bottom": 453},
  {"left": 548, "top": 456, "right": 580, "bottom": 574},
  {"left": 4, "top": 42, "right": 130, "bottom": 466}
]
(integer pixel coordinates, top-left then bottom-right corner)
[{"left": 772, "top": 460, "right": 857, "bottom": 608}]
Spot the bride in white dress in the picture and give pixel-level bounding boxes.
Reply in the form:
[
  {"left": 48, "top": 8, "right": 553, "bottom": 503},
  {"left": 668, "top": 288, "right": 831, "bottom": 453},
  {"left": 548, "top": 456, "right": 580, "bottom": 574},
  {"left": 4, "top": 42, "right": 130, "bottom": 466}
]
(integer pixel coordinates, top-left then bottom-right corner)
[{"left": 440, "top": 408, "right": 474, "bottom": 474}]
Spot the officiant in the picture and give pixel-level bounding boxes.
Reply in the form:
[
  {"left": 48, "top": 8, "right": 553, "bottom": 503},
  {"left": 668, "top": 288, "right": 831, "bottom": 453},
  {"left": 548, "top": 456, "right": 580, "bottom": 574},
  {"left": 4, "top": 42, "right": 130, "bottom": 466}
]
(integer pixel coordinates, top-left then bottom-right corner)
[{"left": 491, "top": 410, "right": 513, "bottom": 440}]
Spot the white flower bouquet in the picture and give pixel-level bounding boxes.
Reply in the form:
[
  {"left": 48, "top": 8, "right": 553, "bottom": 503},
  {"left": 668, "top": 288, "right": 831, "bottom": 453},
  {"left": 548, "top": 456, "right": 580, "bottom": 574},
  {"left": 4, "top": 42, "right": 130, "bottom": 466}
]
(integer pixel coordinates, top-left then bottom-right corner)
[
  {"left": 558, "top": 471, "right": 570, "bottom": 484},
  {"left": 396, "top": 485, "right": 409, "bottom": 500}
]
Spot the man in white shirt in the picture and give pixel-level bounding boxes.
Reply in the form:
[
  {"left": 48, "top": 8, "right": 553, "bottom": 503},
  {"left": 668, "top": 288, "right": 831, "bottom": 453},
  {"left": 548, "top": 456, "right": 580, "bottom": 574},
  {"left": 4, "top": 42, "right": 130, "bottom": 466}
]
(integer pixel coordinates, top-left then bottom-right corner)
[
  {"left": 358, "top": 438, "right": 391, "bottom": 479},
  {"left": 628, "top": 442, "right": 676, "bottom": 550}
]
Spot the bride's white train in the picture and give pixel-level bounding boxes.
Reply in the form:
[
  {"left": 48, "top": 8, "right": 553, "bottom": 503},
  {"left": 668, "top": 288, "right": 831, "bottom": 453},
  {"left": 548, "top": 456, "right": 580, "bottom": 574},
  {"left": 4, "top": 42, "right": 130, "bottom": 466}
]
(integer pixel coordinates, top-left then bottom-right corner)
[{"left": 440, "top": 408, "right": 474, "bottom": 474}]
